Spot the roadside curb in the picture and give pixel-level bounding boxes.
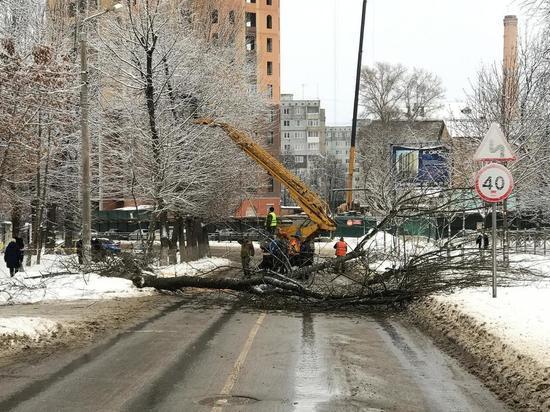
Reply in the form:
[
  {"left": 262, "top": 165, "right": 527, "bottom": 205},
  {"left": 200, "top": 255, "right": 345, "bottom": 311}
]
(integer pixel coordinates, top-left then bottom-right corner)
[{"left": 407, "top": 298, "right": 550, "bottom": 411}]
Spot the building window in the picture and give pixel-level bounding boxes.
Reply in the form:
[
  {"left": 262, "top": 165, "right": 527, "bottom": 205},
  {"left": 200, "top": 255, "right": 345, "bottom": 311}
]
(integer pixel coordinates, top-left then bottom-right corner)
[
  {"left": 267, "top": 131, "right": 274, "bottom": 145},
  {"left": 283, "top": 132, "right": 290, "bottom": 139},
  {"left": 307, "top": 106, "right": 319, "bottom": 114},
  {"left": 229, "top": 10, "right": 235, "bottom": 24},
  {"left": 267, "top": 0, "right": 272, "bottom": 4},
  {"left": 246, "top": 0, "right": 256, "bottom": 3},
  {"left": 284, "top": 144, "right": 291, "bottom": 151},
  {"left": 308, "top": 131, "right": 319, "bottom": 137},
  {"left": 267, "top": 84, "right": 273, "bottom": 98},
  {"left": 246, "top": 12, "right": 256, "bottom": 27},
  {"left": 267, "top": 178, "right": 274, "bottom": 192},
  {"left": 283, "top": 120, "right": 290, "bottom": 126},
  {"left": 267, "top": 38, "right": 273, "bottom": 52},
  {"left": 295, "top": 156, "right": 304, "bottom": 163},
  {"left": 283, "top": 108, "right": 290, "bottom": 115},
  {"left": 211, "top": 10, "right": 218, "bottom": 23},
  {"left": 267, "top": 61, "right": 273, "bottom": 75},
  {"left": 266, "top": 15, "right": 272, "bottom": 29},
  {"left": 246, "top": 36, "right": 255, "bottom": 51}
]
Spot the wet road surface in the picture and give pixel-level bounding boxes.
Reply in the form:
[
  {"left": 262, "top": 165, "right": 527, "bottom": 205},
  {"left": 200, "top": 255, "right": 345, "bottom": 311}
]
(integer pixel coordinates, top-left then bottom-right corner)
[{"left": 0, "top": 298, "right": 508, "bottom": 411}]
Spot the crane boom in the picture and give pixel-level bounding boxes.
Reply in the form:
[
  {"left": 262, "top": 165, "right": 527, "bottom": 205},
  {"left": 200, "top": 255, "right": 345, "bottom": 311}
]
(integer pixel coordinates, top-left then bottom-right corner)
[{"left": 196, "top": 118, "right": 336, "bottom": 239}]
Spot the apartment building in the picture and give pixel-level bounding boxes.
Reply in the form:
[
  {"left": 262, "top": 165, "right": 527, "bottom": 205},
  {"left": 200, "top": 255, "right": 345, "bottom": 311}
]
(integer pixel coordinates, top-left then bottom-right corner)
[
  {"left": 280, "top": 94, "right": 326, "bottom": 177},
  {"left": 47, "top": 0, "right": 282, "bottom": 216},
  {"left": 325, "top": 126, "right": 363, "bottom": 191}
]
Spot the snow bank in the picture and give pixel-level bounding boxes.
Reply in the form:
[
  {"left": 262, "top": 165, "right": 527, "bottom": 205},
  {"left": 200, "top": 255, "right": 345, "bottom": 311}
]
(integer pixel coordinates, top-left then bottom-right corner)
[
  {"left": 0, "top": 317, "right": 60, "bottom": 340},
  {"left": 437, "top": 283, "right": 550, "bottom": 365},
  {"left": 410, "top": 255, "right": 550, "bottom": 410},
  {"left": 158, "top": 257, "right": 233, "bottom": 278},
  {"left": 0, "top": 254, "right": 155, "bottom": 305},
  {"left": 0, "top": 273, "right": 154, "bottom": 305}
]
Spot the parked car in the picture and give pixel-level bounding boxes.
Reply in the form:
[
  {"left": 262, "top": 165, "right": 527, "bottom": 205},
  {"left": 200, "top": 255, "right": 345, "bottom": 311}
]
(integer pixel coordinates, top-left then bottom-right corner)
[
  {"left": 102, "top": 229, "right": 128, "bottom": 240},
  {"left": 92, "top": 238, "right": 121, "bottom": 254},
  {"left": 128, "top": 229, "right": 161, "bottom": 241},
  {"left": 242, "top": 228, "right": 264, "bottom": 241},
  {"left": 129, "top": 229, "right": 149, "bottom": 241},
  {"left": 211, "top": 228, "right": 240, "bottom": 242}
]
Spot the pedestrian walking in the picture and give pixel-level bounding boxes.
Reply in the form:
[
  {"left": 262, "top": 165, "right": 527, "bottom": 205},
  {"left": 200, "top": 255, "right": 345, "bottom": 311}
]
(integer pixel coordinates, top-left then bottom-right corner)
[
  {"left": 334, "top": 237, "right": 347, "bottom": 274},
  {"left": 483, "top": 233, "right": 490, "bottom": 250},
  {"left": 239, "top": 237, "right": 255, "bottom": 277},
  {"left": 4, "top": 239, "right": 23, "bottom": 277},
  {"left": 265, "top": 206, "right": 277, "bottom": 235},
  {"left": 476, "top": 233, "right": 483, "bottom": 249}
]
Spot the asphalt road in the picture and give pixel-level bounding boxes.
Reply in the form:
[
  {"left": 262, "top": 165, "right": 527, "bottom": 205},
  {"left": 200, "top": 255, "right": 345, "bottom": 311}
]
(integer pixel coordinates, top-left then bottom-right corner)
[{"left": 0, "top": 297, "right": 508, "bottom": 412}]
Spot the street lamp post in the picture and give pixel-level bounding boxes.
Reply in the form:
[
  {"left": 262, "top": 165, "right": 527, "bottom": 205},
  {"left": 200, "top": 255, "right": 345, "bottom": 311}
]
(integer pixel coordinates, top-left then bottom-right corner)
[{"left": 79, "top": 3, "right": 122, "bottom": 265}]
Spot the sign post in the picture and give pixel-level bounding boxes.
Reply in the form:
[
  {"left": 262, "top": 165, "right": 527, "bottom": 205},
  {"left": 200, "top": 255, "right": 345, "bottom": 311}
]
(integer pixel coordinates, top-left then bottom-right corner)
[{"left": 474, "top": 123, "right": 516, "bottom": 298}]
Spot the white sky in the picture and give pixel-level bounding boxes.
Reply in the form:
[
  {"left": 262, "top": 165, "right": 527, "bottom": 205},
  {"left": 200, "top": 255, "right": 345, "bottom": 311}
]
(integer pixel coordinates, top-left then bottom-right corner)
[{"left": 281, "top": 0, "right": 530, "bottom": 126}]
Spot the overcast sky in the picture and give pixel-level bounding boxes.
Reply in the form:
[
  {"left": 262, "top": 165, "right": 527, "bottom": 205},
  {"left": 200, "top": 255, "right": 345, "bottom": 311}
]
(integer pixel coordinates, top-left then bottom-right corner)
[{"left": 281, "top": 0, "right": 530, "bottom": 126}]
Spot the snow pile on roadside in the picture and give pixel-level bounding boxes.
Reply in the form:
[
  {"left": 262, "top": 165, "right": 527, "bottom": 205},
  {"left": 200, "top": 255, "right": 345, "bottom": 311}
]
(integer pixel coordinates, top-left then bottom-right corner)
[
  {"left": 158, "top": 257, "right": 233, "bottom": 278},
  {"left": 0, "top": 254, "right": 155, "bottom": 305},
  {"left": 410, "top": 259, "right": 550, "bottom": 411},
  {"left": 0, "top": 273, "right": 154, "bottom": 305},
  {"left": 0, "top": 317, "right": 61, "bottom": 340},
  {"left": 437, "top": 282, "right": 550, "bottom": 366}
]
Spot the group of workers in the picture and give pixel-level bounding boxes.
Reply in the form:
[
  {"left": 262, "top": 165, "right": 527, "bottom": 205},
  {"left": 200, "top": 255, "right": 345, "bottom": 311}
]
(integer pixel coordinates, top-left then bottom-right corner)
[{"left": 238, "top": 206, "right": 348, "bottom": 277}]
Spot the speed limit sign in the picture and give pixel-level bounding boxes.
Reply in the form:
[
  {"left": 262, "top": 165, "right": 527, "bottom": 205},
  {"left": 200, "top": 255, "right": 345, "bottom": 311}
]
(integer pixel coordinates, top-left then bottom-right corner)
[{"left": 475, "top": 163, "right": 514, "bottom": 203}]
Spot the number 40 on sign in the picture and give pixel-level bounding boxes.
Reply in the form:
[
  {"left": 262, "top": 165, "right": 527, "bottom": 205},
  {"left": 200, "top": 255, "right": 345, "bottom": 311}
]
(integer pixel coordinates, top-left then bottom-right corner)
[{"left": 474, "top": 163, "right": 514, "bottom": 203}]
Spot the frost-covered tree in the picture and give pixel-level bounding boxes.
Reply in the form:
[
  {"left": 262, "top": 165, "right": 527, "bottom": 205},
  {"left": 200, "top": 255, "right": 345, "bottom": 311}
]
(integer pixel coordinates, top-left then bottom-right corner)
[
  {"left": 89, "top": 0, "right": 272, "bottom": 258},
  {"left": 360, "top": 62, "right": 444, "bottom": 122}
]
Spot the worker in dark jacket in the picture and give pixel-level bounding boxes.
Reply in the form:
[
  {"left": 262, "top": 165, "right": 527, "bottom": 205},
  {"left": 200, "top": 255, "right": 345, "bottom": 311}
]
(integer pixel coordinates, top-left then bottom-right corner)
[
  {"left": 265, "top": 206, "right": 277, "bottom": 235},
  {"left": 4, "top": 239, "right": 23, "bottom": 277},
  {"left": 239, "top": 237, "right": 255, "bottom": 277}
]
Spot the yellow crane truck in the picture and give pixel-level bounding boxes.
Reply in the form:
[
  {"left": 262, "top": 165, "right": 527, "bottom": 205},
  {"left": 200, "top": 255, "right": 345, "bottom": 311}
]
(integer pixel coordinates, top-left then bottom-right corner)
[{"left": 197, "top": 118, "right": 336, "bottom": 241}]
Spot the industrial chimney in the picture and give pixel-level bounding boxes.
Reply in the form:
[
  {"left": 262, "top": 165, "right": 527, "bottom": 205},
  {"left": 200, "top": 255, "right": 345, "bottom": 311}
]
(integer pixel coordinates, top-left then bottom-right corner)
[{"left": 503, "top": 15, "right": 518, "bottom": 120}]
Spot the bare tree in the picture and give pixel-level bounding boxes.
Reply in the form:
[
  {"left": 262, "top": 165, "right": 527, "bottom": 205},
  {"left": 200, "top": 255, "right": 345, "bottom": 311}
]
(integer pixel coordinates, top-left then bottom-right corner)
[
  {"left": 91, "top": 0, "right": 271, "bottom": 259},
  {"left": 360, "top": 62, "right": 444, "bottom": 122}
]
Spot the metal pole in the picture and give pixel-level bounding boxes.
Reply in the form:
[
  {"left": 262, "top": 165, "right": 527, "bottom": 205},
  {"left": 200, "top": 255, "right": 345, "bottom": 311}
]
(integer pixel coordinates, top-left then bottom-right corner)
[
  {"left": 346, "top": 0, "right": 368, "bottom": 209},
  {"left": 492, "top": 203, "right": 497, "bottom": 298},
  {"left": 80, "top": 30, "right": 91, "bottom": 265}
]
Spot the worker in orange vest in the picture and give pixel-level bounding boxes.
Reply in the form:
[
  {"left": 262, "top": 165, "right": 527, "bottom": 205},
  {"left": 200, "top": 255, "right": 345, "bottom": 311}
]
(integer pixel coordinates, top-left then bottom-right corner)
[
  {"left": 288, "top": 235, "right": 301, "bottom": 266},
  {"left": 334, "top": 237, "right": 347, "bottom": 274}
]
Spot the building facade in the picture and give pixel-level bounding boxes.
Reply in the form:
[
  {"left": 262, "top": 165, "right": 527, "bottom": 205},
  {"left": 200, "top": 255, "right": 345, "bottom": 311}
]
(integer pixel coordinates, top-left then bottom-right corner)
[
  {"left": 234, "top": 0, "right": 282, "bottom": 217},
  {"left": 280, "top": 94, "right": 326, "bottom": 176},
  {"left": 47, "top": 0, "right": 282, "bottom": 216}
]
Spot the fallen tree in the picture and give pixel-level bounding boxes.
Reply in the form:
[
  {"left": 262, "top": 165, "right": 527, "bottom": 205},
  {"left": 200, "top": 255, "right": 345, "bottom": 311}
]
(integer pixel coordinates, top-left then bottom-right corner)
[{"left": 128, "top": 189, "right": 541, "bottom": 306}]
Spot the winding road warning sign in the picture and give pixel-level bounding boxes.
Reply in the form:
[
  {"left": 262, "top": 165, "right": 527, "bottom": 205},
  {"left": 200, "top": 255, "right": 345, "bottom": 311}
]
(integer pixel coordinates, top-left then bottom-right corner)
[
  {"left": 473, "top": 122, "right": 516, "bottom": 162},
  {"left": 475, "top": 163, "right": 514, "bottom": 203}
]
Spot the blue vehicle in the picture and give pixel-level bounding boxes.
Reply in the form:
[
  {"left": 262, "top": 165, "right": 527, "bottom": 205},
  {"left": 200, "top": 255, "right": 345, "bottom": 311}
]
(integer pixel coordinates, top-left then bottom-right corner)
[{"left": 92, "top": 238, "right": 121, "bottom": 255}]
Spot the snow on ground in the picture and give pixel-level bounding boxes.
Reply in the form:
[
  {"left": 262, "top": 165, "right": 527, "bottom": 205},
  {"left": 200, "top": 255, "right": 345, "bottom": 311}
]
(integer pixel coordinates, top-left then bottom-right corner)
[
  {"left": 434, "top": 253, "right": 550, "bottom": 366},
  {"left": 437, "top": 281, "right": 550, "bottom": 366},
  {"left": 158, "top": 257, "right": 233, "bottom": 278},
  {"left": 0, "top": 254, "right": 154, "bottom": 306},
  {"left": 0, "top": 317, "right": 61, "bottom": 341}
]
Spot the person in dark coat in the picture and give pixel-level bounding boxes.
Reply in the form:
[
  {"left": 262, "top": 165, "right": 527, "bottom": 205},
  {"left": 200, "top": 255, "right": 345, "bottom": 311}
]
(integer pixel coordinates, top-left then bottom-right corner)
[
  {"left": 76, "top": 239, "right": 83, "bottom": 264},
  {"left": 483, "top": 233, "right": 490, "bottom": 250},
  {"left": 15, "top": 237, "right": 24, "bottom": 269},
  {"left": 4, "top": 240, "right": 23, "bottom": 277},
  {"left": 476, "top": 233, "right": 483, "bottom": 249}
]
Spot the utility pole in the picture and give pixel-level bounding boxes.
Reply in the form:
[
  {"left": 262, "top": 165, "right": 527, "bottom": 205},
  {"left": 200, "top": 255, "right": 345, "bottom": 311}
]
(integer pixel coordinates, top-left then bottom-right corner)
[
  {"left": 80, "top": 29, "right": 92, "bottom": 265},
  {"left": 79, "top": 3, "right": 122, "bottom": 265},
  {"left": 346, "top": 0, "right": 367, "bottom": 210}
]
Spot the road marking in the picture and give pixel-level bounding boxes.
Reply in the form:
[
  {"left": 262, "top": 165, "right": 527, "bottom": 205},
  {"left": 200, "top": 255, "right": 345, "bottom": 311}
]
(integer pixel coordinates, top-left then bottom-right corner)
[{"left": 211, "top": 313, "right": 266, "bottom": 412}]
